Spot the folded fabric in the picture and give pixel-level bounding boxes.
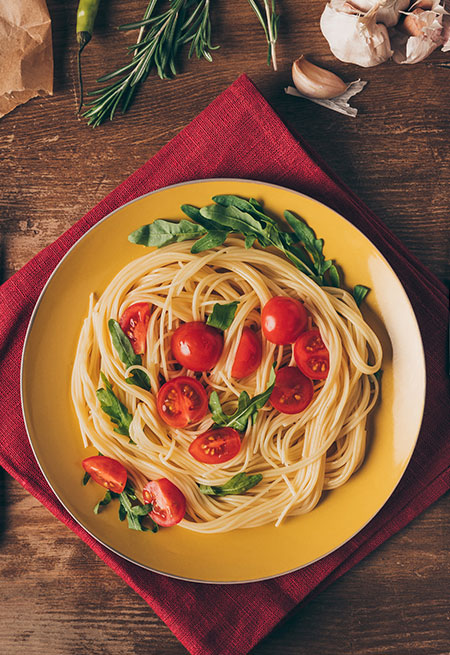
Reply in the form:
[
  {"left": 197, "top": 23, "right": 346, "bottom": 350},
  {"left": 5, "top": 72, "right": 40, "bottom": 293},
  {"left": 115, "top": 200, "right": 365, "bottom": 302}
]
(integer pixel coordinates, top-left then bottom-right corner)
[{"left": 0, "top": 74, "right": 449, "bottom": 655}]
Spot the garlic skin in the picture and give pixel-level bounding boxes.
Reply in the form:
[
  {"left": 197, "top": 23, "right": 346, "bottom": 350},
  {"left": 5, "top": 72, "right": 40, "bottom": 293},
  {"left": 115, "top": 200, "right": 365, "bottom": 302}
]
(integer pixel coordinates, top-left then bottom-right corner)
[
  {"left": 329, "top": 0, "right": 410, "bottom": 27},
  {"left": 320, "top": 3, "right": 393, "bottom": 67},
  {"left": 392, "top": 0, "right": 448, "bottom": 63},
  {"left": 291, "top": 56, "right": 348, "bottom": 99},
  {"left": 442, "top": 14, "right": 450, "bottom": 51}
]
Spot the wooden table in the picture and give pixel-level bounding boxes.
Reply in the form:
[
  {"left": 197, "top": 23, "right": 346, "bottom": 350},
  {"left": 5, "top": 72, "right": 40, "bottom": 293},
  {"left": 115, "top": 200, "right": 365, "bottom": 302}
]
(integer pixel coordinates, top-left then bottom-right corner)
[{"left": 1, "top": 1, "right": 449, "bottom": 653}]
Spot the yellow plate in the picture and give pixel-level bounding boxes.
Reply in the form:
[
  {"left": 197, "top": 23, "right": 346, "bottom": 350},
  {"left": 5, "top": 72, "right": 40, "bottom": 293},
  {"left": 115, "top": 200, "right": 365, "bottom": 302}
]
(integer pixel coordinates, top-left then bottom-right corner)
[{"left": 21, "top": 179, "right": 426, "bottom": 583}]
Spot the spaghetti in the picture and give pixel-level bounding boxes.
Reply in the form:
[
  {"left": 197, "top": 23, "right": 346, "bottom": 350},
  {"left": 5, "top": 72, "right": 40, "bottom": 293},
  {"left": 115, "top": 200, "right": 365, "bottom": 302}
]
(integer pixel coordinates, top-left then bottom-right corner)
[{"left": 72, "top": 237, "right": 382, "bottom": 533}]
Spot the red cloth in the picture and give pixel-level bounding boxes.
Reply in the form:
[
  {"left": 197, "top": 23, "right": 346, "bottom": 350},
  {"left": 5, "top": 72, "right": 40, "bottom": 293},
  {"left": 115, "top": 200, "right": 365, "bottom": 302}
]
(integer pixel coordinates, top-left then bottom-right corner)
[{"left": 0, "top": 75, "right": 449, "bottom": 655}]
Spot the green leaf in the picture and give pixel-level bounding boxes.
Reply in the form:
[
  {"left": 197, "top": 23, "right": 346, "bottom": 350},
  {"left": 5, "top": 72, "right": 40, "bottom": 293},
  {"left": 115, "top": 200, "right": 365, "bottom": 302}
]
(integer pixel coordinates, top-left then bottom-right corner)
[
  {"left": 108, "top": 319, "right": 151, "bottom": 391},
  {"left": 206, "top": 301, "right": 239, "bottom": 331},
  {"left": 328, "top": 265, "right": 340, "bottom": 288},
  {"left": 181, "top": 204, "right": 225, "bottom": 232},
  {"left": 94, "top": 489, "right": 113, "bottom": 514},
  {"left": 244, "top": 234, "right": 256, "bottom": 249},
  {"left": 199, "top": 472, "right": 263, "bottom": 496},
  {"left": 96, "top": 373, "right": 133, "bottom": 438},
  {"left": 118, "top": 484, "right": 159, "bottom": 532},
  {"left": 190, "top": 230, "right": 229, "bottom": 253},
  {"left": 200, "top": 204, "right": 266, "bottom": 239},
  {"left": 82, "top": 471, "right": 91, "bottom": 486},
  {"left": 128, "top": 219, "right": 206, "bottom": 248},
  {"left": 208, "top": 366, "right": 276, "bottom": 432},
  {"left": 212, "top": 194, "right": 277, "bottom": 226},
  {"left": 353, "top": 285, "right": 370, "bottom": 307}
]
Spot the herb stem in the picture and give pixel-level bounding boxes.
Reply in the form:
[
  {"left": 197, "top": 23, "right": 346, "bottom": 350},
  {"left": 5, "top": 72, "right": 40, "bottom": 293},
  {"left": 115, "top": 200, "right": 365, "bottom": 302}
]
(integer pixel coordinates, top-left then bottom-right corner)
[{"left": 263, "top": 0, "right": 277, "bottom": 71}]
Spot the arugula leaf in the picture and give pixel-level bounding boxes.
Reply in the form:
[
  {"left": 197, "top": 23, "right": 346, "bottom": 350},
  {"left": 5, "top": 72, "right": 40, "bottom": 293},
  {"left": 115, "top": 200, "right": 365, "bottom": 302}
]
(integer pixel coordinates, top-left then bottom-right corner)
[
  {"left": 129, "top": 195, "right": 344, "bottom": 290},
  {"left": 190, "top": 230, "right": 229, "bottom": 253},
  {"left": 128, "top": 219, "right": 206, "bottom": 248},
  {"left": 96, "top": 373, "right": 134, "bottom": 439},
  {"left": 94, "top": 489, "right": 113, "bottom": 514},
  {"left": 108, "top": 319, "right": 151, "bottom": 391},
  {"left": 181, "top": 204, "right": 227, "bottom": 232},
  {"left": 283, "top": 210, "right": 337, "bottom": 283},
  {"left": 353, "top": 285, "right": 370, "bottom": 307},
  {"left": 82, "top": 471, "right": 91, "bottom": 486},
  {"left": 198, "top": 472, "right": 263, "bottom": 496},
  {"left": 245, "top": 234, "right": 256, "bottom": 249},
  {"left": 118, "top": 484, "right": 158, "bottom": 532},
  {"left": 206, "top": 301, "right": 239, "bottom": 331},
  {"left": 212, "top": 194, "right": 277, "bottom": 226},
  {"left": 209, "top": 366, "right": 276, "bottom": 432},
  {"left": 200, "top": 203, "right": 266, "bottom": 239}
]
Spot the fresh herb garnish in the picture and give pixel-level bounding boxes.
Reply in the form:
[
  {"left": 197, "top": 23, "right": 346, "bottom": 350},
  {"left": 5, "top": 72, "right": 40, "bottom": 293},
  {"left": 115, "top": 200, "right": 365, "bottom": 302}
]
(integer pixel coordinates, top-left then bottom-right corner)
[
  {"left": 209, "top": 366, "right": 276, "bottom": 431},
  {"left": 353, "top": 285, "right": 370, "bottom": 307},
  {"left": 108, "top": 319, "right": 151, "bottom": 391},
  {"left": 94, "top": 489, "right": 113, "bottom": 514},
  {"left": 206, "top": 301, "right": 239, "bottom": 331},
  {"left": 117, "top": 484, "right": 158, "bottom": 532},
  {"left": 96, "top": 372, "right": 134, "bottom": 442},
  {"left": 82, "top": 471, "right": 91, "bottom": 486},
  {"left": 129, "top": 219, "right": 207, "bottom": 248},
  {"left": 130, "top": 194, "right": 371, "bottom": 294},
  {"left": 91, "top": 483, "right": 158, "bottom": 532},
  {"left": 198, "top": 472, "right": 263, "bottom": 496}
]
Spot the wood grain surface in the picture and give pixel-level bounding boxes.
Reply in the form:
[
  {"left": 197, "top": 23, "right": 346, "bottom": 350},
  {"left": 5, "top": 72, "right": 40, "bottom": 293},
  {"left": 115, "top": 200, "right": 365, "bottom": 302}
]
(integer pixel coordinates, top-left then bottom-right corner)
[{"left": 0, "top": 1, "right": 449, "bottom": 654}]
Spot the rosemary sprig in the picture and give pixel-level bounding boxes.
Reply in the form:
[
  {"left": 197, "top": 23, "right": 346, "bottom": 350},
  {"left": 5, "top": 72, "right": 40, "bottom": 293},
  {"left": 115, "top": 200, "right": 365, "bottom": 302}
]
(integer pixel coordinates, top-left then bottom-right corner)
[
  {"left": 82, "top": 0, "right": 217, "bottom": 127},
  {"left": 247, "top": 0, "right": 279, "bottom": 70}
]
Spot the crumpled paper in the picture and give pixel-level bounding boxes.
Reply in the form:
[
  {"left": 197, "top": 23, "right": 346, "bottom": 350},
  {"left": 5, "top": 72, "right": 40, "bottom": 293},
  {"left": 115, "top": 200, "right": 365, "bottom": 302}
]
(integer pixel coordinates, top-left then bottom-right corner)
[{"left": 0, "top": 0, "right": 53, "bottom": 119}]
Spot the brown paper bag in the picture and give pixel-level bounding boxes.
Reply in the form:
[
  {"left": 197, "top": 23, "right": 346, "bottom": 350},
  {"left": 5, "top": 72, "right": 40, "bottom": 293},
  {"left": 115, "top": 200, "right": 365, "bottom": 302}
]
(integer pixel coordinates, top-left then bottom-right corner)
[{"left": 0, "top": 0, "right": 53, "bottom": 119}]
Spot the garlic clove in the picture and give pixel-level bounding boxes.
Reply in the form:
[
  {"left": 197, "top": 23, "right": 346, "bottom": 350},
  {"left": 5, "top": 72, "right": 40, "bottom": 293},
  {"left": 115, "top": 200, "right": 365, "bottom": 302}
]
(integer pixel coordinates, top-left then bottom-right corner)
[
  {"left": 401, "top": 8, "right": 428, "bottom": 35},
  {"left": 291, "top": 56, "right": 348, "bottom": 99}
]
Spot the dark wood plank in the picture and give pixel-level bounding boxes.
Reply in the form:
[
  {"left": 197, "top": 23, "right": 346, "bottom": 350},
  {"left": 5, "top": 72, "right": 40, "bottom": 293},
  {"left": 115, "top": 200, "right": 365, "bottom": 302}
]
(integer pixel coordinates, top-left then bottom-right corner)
[{"left": 0, "top": 0, "right": 449, "bottom": 654}]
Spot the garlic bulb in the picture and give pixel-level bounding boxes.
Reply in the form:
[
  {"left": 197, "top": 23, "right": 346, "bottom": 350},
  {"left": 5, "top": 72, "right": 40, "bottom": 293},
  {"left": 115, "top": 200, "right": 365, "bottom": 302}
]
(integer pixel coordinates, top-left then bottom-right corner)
[
  {"left": 328, "top": 0, "right": 410, "bottom": 27},
  {"left": 291, "top": 56, "right": 348, "bottom": 98},
  {"left": 392, "top": 0, "right": 448, "bottom": 63},
  {"left": 320, "top": 2, "right": 393, "bottom": 67}
]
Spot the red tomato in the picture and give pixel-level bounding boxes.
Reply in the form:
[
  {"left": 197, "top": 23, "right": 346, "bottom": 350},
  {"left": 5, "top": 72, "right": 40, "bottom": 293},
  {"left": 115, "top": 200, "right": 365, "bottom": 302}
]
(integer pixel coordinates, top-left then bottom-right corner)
[
  {"left": 142, "top": 478, "right": 186, "bottom": 527},
  {"left": 157, "top": 376, "right": 208, "bottom": 428},
  {"left": 171, "top": 321, "right": 223, "bottom": 372},
  {"left": 188, "top": 427, "right": 241, "bottom": 464},
  {"left": 119, "top": 302, "right": 152, "bottom": 354},
  {"left": 231, "top": 327, "right": 262, "bottom": 379},
  {"left": 261, "top": 296, "right": 308, "bottom": 345},
  {"left": 82, "top": 456, "right": 127, "bottom": 494},
  {"left": 294, "top": 328, "right": 329, "bottom": 380},
  {"left": 270, "top": 366, "right": 314, "bottom": 414}
]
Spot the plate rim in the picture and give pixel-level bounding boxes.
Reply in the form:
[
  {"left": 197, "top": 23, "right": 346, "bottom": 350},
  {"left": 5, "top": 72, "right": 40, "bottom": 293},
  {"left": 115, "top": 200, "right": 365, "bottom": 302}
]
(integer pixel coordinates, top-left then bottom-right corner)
[{"left": 20, "top": 177, "right": 427, "bottom": 584}]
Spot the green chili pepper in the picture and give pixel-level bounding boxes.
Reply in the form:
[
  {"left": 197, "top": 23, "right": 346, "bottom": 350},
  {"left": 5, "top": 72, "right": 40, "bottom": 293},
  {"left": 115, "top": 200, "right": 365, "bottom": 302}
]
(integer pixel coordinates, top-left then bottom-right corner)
[{"left": 76, "top": 0, "right": 101, "bottom": 113}]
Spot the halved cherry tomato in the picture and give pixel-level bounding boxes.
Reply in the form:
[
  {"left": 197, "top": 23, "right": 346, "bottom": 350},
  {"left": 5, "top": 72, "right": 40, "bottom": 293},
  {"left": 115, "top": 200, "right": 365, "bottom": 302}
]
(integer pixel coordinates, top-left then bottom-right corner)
[
  {"left": 142, "top": 478, "right": 186, "bottom": 527},
  {"left": 171, "top": 321, "right": 223, "bottom": 372},
  {"left": 157, "top": 376, "right": 208, "bottom": 428},
  {"left": 261, "top": 296, "right": 308, "bottom": 345},
  {"left": 231, "top": 327, "right": 262, "bottom": 379},
  {"left": 82, "top": 456, "right": 127, "bottom": 494},
  {"left": 269, "top": 366, "right": 314, "bottom": 414},
  {"left": 188, "top": 427, "right": 241, "bottom": 464},
  {"left": 119, "top": 302, "right": 152, "bottom": 354},
  {"left": 294, "top": 328, "right": 329, "bottom": 380}
]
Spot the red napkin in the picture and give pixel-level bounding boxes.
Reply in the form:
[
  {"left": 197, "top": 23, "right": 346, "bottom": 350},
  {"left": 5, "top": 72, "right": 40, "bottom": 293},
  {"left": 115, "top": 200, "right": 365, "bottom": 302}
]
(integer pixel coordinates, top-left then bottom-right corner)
[{"left": 1, "top": 75, "right": 449, "bottom": 655}]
